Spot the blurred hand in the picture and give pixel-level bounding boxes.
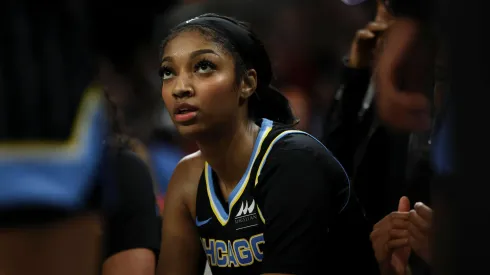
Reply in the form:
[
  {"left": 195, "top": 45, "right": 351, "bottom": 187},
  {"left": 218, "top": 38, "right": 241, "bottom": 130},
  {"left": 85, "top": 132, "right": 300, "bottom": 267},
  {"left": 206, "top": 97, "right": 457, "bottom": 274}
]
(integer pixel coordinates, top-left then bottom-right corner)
[
  {"left": 409, "top": 202, "right": 433, "bottom": 265},
  {"left": 371, "top": 197, "right": 411, "bottom": 275},
  {"left": 348, "top": 21, "right": 389, "bottom": 68},
  {"left": 348, "top": 0, "right": 393, "bottom": 69},
  {"left": 375, "top": 0, "right": 394, "bottom": 23}
]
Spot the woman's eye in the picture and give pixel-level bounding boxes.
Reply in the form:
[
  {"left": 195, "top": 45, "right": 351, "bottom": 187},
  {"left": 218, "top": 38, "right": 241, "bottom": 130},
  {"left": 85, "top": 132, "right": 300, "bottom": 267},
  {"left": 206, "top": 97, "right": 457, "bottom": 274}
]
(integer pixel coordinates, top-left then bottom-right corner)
[
  {"left": 195, "top": 61, "right": 216, "bottom": 74},
  {"left": 161, "top": 68, "right": 174, "bottom": 80}
]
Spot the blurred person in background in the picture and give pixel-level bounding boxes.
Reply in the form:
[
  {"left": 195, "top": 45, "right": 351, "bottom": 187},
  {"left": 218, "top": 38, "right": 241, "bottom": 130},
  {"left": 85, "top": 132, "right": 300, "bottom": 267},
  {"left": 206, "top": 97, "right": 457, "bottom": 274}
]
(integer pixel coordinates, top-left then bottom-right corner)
[
  {"left": 100, "top": 93, "right": 162, "bottom": 275},
  {"left": 370, "top": 48, "right": 447, "bottom": 275},
  {"left": 340, "top": 0, "right": 441, "bottom": 274},
  {"left": 0, "top": 0, "right": 172, "bottom": 274},
  {"left": 367, "top": 0, "right": 439, "bottom": 274},
  {"left": 372, "top": 1, "right": 436, "bottom": 134},
  {"left": 157, "top": 13, "right": 370, "bottom": 275},
  {"left": 326, "top": 0, "right": 423, "bottom": 228},
  {"left": 324, "top": 0, "right": 393, "bottom": 176},
  {"left": 327, "top": 0, "right": 436, "bottom": 274},
  {"left": 323, "top": 3, "right": 405, "bottom": 275}
]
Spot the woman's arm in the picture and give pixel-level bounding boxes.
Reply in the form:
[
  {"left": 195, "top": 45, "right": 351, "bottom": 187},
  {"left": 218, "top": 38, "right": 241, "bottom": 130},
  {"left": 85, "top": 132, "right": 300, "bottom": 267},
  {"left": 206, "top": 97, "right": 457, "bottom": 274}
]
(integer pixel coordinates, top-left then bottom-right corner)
[{"left": 156, "top": 154, "right": 204, "bottom": 275}]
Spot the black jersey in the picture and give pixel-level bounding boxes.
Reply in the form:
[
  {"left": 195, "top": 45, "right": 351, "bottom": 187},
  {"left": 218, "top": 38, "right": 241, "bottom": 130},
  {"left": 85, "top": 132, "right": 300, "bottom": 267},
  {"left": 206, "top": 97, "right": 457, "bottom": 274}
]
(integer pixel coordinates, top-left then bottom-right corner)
[
  {"left": 195, "top": 118, "right": 352, "bottom": 275},
  {"left": 0, "top": 86, "right": 110, "bottom": 226},
  {"left": 102, "top": 149, "right": 161, "bottom": 267},
  {"left": 0, "top": 0, "right": 158, "bottom": 225}
]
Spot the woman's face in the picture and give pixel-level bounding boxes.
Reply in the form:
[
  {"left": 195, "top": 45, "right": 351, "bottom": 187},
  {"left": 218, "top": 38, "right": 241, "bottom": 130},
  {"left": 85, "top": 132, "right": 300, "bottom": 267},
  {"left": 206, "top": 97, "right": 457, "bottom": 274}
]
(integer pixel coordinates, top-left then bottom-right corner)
[{"left": 160, "top": 31, "right": 243, "bottom": 138}]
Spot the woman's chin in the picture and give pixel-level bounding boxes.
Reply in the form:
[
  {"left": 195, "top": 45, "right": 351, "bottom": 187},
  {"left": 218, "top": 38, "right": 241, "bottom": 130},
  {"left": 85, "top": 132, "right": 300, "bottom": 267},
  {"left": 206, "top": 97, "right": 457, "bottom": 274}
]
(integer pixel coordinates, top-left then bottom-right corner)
[{"left": 175, "top": 124, "right": 207, "bottom": 140}]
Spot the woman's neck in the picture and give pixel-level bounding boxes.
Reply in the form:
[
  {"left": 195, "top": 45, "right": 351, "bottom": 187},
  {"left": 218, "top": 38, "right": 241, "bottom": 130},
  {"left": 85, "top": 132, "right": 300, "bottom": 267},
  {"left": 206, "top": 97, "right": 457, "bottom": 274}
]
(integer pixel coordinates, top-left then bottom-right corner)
[{"left": 197, "top": 120, "right": 259, "bottom": 191}]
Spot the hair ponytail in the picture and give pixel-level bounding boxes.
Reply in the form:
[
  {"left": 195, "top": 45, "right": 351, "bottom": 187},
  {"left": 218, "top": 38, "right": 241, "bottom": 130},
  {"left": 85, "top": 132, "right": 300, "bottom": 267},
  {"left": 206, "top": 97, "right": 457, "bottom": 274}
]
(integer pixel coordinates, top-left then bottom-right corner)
[{"left": 249, "top": 85, "right": 298, "bottom": 125}]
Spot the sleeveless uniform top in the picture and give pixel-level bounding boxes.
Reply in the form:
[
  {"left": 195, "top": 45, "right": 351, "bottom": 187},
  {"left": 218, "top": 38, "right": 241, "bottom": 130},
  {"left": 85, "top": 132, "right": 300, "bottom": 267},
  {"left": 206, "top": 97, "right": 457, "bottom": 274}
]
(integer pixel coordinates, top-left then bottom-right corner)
[
  {"left": 195, "top": 118, "right": 352, "bottom": 275},
  {"left": 0, "top": 87, "right": 109, "bottom": 225}
]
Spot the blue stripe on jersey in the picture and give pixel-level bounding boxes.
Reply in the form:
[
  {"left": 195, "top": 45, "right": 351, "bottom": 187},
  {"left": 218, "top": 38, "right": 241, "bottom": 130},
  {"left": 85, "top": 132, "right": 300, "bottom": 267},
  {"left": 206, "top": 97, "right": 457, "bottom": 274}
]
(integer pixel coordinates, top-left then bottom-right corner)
[
  {"left": 206, "top": 118, "right": 273, "bottom": 225},
  {"left": 0, "top": 90, "right": 107, "bottom": 210}
]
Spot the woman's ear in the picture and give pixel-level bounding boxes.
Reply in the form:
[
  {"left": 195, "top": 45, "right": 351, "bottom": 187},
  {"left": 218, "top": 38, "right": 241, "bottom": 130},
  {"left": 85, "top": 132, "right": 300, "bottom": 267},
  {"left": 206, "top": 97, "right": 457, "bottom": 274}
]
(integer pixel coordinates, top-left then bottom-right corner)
[{"left": 239, "top": 69, "right": 257, "bottom": 99}]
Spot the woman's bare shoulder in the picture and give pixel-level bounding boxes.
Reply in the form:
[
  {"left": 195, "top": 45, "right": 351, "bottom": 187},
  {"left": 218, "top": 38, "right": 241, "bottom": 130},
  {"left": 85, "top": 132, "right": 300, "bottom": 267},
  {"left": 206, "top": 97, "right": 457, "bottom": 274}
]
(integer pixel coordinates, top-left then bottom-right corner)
[
  {"left": 167, "top": 151, "right": 204, "bottom": 216},
  {"left": 175, "top": 151, "right": 204, "bottom": 180}
]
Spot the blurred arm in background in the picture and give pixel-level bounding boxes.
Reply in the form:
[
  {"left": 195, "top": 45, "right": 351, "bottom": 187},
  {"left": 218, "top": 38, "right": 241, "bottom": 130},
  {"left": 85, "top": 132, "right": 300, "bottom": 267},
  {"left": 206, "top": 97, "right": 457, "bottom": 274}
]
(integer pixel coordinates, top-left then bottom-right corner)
[
  {"left": 322, "top": 56, "right": 371, "bottom": 176},
  {"left": 102, "top": 150, "right": 161, "bottom": 275},
  {"left": 323, "top": 0, "right": 391, "bottom": 176}
]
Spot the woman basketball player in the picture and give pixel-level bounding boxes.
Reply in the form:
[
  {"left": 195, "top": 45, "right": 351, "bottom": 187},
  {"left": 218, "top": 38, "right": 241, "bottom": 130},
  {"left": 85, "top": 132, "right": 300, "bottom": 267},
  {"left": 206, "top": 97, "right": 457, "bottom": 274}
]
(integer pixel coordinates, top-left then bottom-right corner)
[{"left": 157, "top": 14, "right": 369, "bottom": 275}]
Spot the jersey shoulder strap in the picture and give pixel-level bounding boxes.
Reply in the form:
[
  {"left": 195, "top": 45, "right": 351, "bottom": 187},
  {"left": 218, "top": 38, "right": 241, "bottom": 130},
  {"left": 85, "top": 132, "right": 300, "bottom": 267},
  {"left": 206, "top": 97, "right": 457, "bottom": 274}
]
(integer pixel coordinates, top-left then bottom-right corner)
[{"left": 248, "top": 120, "right": 312, "bottom": 189}]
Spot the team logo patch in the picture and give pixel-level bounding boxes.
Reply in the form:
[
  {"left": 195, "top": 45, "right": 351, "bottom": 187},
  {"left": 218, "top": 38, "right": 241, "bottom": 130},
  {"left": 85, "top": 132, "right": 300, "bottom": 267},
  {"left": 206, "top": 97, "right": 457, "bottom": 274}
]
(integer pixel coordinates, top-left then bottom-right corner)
[{"left": 234, "top": 199, "right": 259, "bottom": 230}]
